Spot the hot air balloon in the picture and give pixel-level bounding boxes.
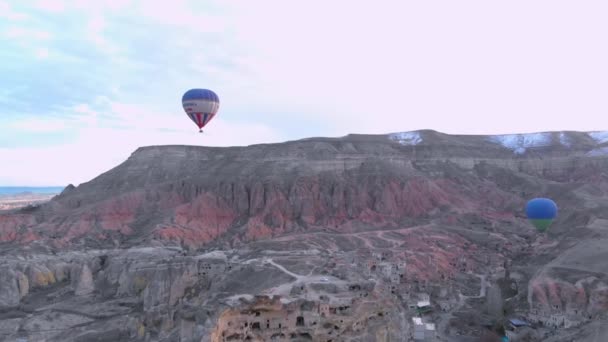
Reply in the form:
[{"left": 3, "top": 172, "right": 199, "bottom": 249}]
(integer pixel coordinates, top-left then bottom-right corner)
[
  {"left": 181, "top": 89, "right": 220, "bottom": 133},
  {"left": 525, "top": 198, "right": 558, "bottom": 232}
]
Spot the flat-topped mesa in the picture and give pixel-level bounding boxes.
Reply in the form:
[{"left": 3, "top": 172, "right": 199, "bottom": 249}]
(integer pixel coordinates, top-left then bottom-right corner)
[
  {"left": 87, "top": 130, "right": 608, "bottom": 179},
  {"left": 1, "top": 129, "right": 607, "bottom": 250},
  {"left": 130, "top": 129, "right": 608, "bottom": 159},
  {"left": 485, "top": 131, "right": 607, "bottom": 155}
]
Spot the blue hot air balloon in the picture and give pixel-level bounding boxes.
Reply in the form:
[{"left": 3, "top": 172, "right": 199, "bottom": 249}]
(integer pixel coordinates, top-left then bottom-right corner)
[
  {"left": 525, "top": 198, "right": 558, "bottom": 232},
  {"left": 181, "top": 89, "right": 220, "bottom": 133}
]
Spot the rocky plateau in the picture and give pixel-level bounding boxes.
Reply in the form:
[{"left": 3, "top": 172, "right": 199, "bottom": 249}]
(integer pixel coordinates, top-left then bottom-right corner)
[{"left": 1, "top": 129, "right": 608, "bottom": 341}]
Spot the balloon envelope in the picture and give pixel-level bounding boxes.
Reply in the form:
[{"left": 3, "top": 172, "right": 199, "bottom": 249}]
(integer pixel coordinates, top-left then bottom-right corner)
[
  {"left": 525, "top": 198, "right": 558, "bottom": 232},
  {"left": 182, "top": 89, "right": 220, "bottom": 131}
]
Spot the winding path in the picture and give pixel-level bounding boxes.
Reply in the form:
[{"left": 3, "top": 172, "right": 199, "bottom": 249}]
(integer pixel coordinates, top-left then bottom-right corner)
[{"left": 436, "top": 273, "right": 488, "bottom": 339}]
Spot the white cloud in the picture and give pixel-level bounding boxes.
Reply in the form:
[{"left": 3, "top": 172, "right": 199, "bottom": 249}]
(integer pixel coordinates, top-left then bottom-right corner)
[
  {"left": 3, "top": 27, "right": 52, "bottom": 40},
  {"left": 0, "top": 1, "right": 29, "bottom": 20},
  {"left": 8, "top": 117, "right": 67, "bottom": 132},
  {"left": 34, "top": 47, "right": 50, "bottom": 59},
  {"left": 32, "top": 0, "right": 65, "bottom": 13},
  {"left": 3, "top": 103, "right": 100, "bottom": 134},
  {"left": 31, "top": 0, "right": 131, "bottom": 14},
  {"left": 132, "top": 0, "right": 227, "bottom": 33},
  {"left": 85, "top": 15, "right": 121, "bottom": 56},
  {"left": 73, "top": 104, "right": 99, "bottom": 121}
]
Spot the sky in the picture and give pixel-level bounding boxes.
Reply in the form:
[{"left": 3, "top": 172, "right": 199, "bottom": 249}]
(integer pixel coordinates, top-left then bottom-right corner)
[{"left": 1, "top": 0, "right": 607, "bottom": 186}]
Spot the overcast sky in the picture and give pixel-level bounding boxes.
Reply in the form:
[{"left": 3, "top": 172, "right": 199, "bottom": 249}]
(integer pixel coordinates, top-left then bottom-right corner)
[{"left": 1, "top": 0, "right": 607, "bottom": 186}]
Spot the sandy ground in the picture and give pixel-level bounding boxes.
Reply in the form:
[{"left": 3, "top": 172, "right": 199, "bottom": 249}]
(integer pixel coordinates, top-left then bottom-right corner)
[{"left": 0, "top": 193, "right": 56, "bottom": 210}]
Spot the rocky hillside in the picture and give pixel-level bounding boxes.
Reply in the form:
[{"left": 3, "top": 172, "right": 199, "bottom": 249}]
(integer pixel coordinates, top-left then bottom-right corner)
[
  {"left": 1, "top": 129, "right": 608, "bottom": 341},
  {"left": 1, "top": 130, "right": 607, "bottom": 250}
]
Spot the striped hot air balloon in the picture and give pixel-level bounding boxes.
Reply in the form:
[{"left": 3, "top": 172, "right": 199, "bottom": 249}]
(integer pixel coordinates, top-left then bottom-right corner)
[{"left": 181, "top": 89, "right": 220, "bottom": 133}]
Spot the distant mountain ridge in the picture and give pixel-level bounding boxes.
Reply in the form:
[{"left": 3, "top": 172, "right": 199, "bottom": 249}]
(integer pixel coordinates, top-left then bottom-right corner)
[
  {"left": 1, "top": 129, "right": 608, "bottom": 340},
  {"left": 0, "top": 187, "right": 65, "bottom": 196},
  {"left": 0, "top": 128, "right": 606, "bottom": 251}
]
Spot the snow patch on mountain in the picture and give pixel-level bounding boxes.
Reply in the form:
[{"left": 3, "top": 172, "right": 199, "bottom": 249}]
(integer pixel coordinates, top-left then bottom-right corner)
[
  {"left": 589, "top": 131, "right": 608, "bottom": 144},
  {"left": 488, "top": 133, "right": 552, "bottom": 154},
  {"left": 388, "top": 132, "right": 422, "bottom": 146}
]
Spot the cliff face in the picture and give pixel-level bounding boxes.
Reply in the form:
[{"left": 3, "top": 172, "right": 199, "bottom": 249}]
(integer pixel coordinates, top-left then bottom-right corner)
[
  {"left": 209, "top": 295, "right": 403, "bottom": 342},
  {"left": 1, "top": 129, "right": 608, "bottom": 340},
  {"left": 530, "top": 277, "right": 608, "bottom": 316},
  {"left": 527, "top": 237, "right": 608, "bottom": 321},
  {"left": 0, "top": 248, "right": 223, "bottom": 341},
  {"left": 1, "top": 130, "right": 607, "bottom": 250}
]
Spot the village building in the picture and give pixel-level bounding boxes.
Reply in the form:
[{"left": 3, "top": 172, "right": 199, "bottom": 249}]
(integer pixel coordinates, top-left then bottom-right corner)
[
  {"left": 196, "top": 258, "right": 227, "bottom": 277},
  {"left": 412, "top": 317, "right": 437, "bottom": 341}
]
